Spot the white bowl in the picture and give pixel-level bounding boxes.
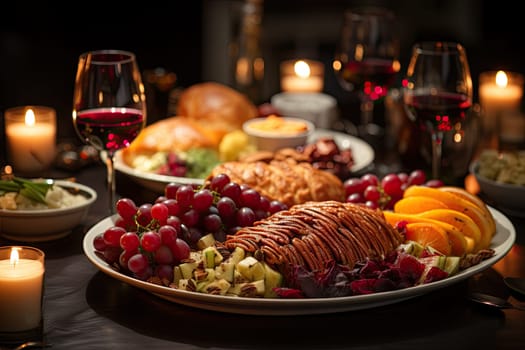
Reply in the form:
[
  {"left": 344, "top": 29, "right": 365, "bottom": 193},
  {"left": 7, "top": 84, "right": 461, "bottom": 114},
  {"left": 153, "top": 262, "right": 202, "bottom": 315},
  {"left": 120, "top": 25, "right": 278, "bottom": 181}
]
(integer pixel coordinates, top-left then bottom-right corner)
[
  {"left": 0, "top": 180, "right": 97, "bottom": 242},
  {"left": 242, "top": 116, "right": 315, "bottom": 152},
  {"left": 470, "top": 160, "right": 525, "bottom": 217}
]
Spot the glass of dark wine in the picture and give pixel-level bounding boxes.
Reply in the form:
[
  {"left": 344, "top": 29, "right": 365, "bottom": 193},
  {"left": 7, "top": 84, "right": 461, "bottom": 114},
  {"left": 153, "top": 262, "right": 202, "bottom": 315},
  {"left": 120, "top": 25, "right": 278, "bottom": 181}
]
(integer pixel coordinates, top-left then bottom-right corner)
[
  {"left": 334, "top": 7, "right": 401, "bottom": 139},
  {"left": 72, "top": 50, "right": 147, "bottom": 213},
  {"left": 403, "top": 41, "right": 473, "bottom": 181}
]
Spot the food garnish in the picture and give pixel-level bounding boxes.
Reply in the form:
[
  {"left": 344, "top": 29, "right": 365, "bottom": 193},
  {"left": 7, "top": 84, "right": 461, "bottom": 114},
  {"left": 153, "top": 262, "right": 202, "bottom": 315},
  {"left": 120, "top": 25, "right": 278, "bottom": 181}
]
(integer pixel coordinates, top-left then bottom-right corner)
[{"left": 0, "top": 176, "right": 53, "bottom": 205}]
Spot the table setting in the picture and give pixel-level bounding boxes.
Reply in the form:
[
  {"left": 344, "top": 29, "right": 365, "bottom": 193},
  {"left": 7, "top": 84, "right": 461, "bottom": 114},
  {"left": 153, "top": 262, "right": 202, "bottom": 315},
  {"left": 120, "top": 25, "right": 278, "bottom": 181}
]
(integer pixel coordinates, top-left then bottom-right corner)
[{"left": 1, "top": 3, "right": 525, "bottom": 350}]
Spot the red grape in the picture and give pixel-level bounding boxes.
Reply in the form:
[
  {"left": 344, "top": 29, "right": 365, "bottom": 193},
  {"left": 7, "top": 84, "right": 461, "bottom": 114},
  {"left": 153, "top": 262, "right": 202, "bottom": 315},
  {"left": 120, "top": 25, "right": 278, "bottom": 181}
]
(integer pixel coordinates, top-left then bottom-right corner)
[
  {"left": 116, "top": 198, "right": 137, "bottom": 220},
  {"left": 193, "top": 189, "right": 214, "bottom": 212},
  {"left": 103, "top": 226, "right": 126, "bottom": 247},
  {"left": 120, "top": 231, "right": 140, "bottom": 252},
  {"left": 141, "top": 231, "right": 162, "bottom": 252}
]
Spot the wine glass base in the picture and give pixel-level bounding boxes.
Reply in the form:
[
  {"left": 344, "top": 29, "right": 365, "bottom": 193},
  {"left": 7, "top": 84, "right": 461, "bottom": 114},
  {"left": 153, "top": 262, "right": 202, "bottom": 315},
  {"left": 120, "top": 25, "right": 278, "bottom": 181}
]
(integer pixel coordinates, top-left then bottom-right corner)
[
  {"left": 358, "top": 123, "right": 384, "bottom": 138},
  {"left": 357, "top": 123, "right": 385, "bottom": 151},
  {"left": 332, "top": 119, "right": 358, "bottom": 136}
]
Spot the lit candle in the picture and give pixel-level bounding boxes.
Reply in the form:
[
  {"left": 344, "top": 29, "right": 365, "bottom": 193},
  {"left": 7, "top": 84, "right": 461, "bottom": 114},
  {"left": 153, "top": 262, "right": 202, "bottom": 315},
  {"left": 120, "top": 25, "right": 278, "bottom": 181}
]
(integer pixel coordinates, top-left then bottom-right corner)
[
  {"left": 479, "top": 70, "right": 523, "bottom": 112},
  {"left": 478, "top": 70, "right": 524, "bottom": 148},
  {"left": 280, "top": 59, "right": 324, "bottom": 93},
  {"left": 4, "top": 106, "right": 57, "bottom": 175},
  {"left": 0, "top": 246, "right": 45, "bottom": 333}
]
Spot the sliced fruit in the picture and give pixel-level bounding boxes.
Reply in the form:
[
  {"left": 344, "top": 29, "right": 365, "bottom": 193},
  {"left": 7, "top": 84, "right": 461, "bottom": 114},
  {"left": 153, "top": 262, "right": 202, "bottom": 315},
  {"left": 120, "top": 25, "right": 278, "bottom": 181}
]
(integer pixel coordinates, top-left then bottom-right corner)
[
  {"left": 416, "top": 208, "right": 483, "bottom": 252},
  {"left": 404, "top": 222, "right": 452, "bottom": 256},
  {"left": 403, "top": 185, "right": 495, "bottom": 249},
  {"left": 394, "top": 195, "right": 449, "bottom": 214},
  {"left": 417, "top": 255, "right": 446, "bottom": 284},
  {"left": 236, "top": 256, "right": 265, "bottom": 281},
  {"left": 262, "top": 262, "right": 283, "bottom": 298},
  {"left": 384, "top": 211, "right": 468, "bottom": 255},
  {"left": 443, "top": 256, "right": 461, "bottom": 275},
  {"left": 438, "top": 186, "right": 496, "bottom": 235},
  {"left": 441, "top": 224, "right": 468, "bottom": 256}
]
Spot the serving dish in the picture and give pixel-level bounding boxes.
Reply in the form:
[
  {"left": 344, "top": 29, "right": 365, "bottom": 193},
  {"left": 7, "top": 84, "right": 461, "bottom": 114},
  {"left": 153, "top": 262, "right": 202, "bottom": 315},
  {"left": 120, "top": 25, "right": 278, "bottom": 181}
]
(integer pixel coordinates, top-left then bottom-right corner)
[
  {"left": 114, "top": 129, "right": 375, "bottom": 194},
  {"left": 470, "top": 160, "right": 525, "bottom": 217},
  {"left": 83, "top": 206, "right": 514, "bottom": 315},
  {"left": 0, "top": 180, "right": 97, "bottom": 242}
]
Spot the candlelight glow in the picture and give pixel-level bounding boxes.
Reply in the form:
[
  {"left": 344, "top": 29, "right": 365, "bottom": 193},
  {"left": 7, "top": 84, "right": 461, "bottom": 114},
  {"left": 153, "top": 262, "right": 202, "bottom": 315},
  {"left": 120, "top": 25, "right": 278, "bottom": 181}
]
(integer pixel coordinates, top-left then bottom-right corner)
[
  {"left": 24, "top": 109, "right": 36, "bottom": 127},
  {"left": 10, "top": 248, "right": 19, "bottom": 266},
  {"left": 495, "top": 70, "right": 508, "bottom": 87},
  {"left": 294, "top": 60, "right": 311, "bottom": 78}
]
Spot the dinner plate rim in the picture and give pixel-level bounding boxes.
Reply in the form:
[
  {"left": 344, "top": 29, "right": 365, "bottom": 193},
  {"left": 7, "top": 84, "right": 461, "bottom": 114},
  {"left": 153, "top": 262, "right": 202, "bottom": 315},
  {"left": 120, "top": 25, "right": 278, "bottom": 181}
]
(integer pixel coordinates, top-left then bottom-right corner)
[
  {"left": 114, "top": 129, "right": 375, "bottom": 193},
  {"left": 82, "top": 206, "right": 515, "bottom": 315}
]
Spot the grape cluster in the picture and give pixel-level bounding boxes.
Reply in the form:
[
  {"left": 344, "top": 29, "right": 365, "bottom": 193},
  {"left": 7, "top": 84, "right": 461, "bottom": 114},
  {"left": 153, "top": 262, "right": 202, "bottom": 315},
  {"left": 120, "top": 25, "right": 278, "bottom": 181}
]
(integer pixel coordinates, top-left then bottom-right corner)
[
  {"left": 92, "top": 173, "right": 288, "bottom": 283},
  {"left": 343, "top": 169, "right": 444, "bottom": 210}
]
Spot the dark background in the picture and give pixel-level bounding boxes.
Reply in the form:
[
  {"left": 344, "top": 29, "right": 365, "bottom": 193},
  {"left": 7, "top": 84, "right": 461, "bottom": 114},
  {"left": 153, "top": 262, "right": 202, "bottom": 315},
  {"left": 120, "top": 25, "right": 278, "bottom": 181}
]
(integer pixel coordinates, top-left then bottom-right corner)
[{"left": 0, "top": 0, "right": 523, "bottom": 145}]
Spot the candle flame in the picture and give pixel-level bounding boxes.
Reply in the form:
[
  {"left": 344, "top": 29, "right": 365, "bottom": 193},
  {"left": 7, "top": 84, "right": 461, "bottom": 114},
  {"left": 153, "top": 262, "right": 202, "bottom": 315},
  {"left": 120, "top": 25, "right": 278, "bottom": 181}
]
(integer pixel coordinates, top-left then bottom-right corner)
[
  {"left": 495, "top": 70, "right": 508, "bottom": 88},
  {"left": 10, "top": 248, "right": 20, "bottom": 266},
  {"left": 24, "top": 109, "right": 36, "bottom": 127},
  {"left": 294, "top": 60, "right": 311, "bottom": 79}
]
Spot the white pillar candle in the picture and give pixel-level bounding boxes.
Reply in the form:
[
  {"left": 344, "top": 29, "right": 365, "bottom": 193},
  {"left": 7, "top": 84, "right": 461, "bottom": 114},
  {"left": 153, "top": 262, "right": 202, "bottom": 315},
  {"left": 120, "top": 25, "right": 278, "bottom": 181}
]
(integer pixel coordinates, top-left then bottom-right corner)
[
  {"left": 0, "top": 246, "right": 45, "bottom": 333},
  {"left": 280, "top": 59, "right": 324, "bottom": 93},
  {"left": 479, "top": 70, "right": 523, "bottom": 113},
  {"left": 478, "top": 70, "right": 524, "bottom": 149},
  {"left": 4, "top": 106, "right": 57, "bottom": 175}
]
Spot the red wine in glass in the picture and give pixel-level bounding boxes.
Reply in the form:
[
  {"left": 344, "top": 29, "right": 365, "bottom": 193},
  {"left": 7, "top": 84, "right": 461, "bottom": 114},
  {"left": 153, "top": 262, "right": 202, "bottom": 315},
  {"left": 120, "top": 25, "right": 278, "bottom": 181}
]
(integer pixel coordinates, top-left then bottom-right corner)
[
  {"left": 337, "top": 58, "right": 399, "bottom": 101},
  {"left": 404, "top": 91, "right": 472, "bottom": 133},
  {"left": 73, "top": 49, "right": 146, "bottom": 214},
  {"left": 74, "top": 107, "right": 145, "bottom": 155}
]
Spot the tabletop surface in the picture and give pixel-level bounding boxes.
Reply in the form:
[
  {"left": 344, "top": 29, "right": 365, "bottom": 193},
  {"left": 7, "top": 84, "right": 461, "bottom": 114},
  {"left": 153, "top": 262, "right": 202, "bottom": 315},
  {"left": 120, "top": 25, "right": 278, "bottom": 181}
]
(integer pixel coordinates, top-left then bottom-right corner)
[{"left": 1, "top": 160, "right": 524, "bottom": 350}]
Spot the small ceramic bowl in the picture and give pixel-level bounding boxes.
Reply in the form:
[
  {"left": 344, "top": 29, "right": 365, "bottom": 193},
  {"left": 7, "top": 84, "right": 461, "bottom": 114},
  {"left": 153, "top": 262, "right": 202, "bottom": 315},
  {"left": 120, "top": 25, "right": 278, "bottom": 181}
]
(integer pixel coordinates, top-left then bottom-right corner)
[
  {"left": 0, "top": 180, "right": 97, "bottom": 242},
  {"left": 469, "top": 160, "right": 525, "bottom": 217},
  {"left": 242, "top": 116, "right": 315, "bottom": 152}
]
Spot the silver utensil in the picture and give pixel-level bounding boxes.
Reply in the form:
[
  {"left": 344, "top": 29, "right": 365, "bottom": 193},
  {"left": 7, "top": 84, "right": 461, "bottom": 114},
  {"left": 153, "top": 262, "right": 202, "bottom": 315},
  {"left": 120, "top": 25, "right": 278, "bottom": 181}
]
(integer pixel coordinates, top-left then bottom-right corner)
[
  {"left": 469, "top": 292, "right": 525, "bottom": 311},
  {"left": 504, "top": 277, "right": 525, "bottom": 296},
  {"left": 0, "top": 341, "right": 51, "bottom": 350}
]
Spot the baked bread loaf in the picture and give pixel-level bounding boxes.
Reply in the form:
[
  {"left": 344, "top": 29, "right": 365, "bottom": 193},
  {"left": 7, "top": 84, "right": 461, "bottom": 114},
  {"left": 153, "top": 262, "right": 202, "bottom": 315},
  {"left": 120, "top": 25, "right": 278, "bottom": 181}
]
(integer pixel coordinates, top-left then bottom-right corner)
[
  {"left": 209, "top": 156, "right": 346, "bottom": 207},
  {"left": 176, "top": 81, "right": 258, "bottom": 139}
]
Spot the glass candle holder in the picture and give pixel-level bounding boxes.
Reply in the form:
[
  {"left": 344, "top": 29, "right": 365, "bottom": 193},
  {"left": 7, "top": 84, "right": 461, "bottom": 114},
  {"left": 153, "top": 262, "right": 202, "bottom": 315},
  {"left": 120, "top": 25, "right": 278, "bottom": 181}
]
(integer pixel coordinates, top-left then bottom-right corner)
[{"left": 4, "top": 106, "right": 57, "bottom": 177}]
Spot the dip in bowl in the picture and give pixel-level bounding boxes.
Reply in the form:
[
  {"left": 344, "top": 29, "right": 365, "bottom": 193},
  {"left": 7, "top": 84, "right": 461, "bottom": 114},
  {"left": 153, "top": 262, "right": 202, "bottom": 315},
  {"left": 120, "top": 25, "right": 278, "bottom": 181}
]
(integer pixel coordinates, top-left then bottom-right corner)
[{"left": 242, "top": 115, "right": 315, "bottom": 152}]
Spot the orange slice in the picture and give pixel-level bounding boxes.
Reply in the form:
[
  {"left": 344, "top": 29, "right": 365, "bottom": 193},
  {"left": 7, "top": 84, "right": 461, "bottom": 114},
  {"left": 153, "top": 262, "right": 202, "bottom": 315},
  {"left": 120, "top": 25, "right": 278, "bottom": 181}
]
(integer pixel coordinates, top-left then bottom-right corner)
[
  {"left": 393, "top": 196, "right": 448, "bottom": 214},
  {"left": 384, "top": 211, "right": 468, "bottom": 255},
  {"left": 417, "top": 208, "right": 483, "bottom": 252},
  {"left": 438, "top": 186, "right": 496, "bottom": 235},
  {"left": 405, "top": 222, "right": 452, "bottom": 256},
  {"left": 403, "top": 185, "right": 495, "bottom": 249}
]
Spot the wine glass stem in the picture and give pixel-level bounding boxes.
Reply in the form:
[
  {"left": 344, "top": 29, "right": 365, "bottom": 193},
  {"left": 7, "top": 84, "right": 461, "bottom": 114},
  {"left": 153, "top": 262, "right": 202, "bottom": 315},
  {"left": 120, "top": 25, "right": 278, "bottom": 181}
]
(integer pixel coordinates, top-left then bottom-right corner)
[
  {"left": 431, "top": 131, "right": 444, "bottom": 180},
  {"left": 360, "top": 98, "right": 374, "bottom": 127},
  {"left": 105, "top": 153, "right": 116, "bottom": 214}
]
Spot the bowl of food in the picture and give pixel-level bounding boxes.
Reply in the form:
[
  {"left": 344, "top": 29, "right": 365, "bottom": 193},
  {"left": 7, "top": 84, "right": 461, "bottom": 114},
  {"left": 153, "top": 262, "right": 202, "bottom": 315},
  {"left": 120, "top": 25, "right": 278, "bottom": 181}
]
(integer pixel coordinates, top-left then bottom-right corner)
[
  {"left": 0, "top": 178, "right": 97, "bottom": 242},
  {"left": 469, "top": 149, "right": 525, "bottom": 217},
  {"left": 242, "top": 115, "right": 315, "bottom": 152}
]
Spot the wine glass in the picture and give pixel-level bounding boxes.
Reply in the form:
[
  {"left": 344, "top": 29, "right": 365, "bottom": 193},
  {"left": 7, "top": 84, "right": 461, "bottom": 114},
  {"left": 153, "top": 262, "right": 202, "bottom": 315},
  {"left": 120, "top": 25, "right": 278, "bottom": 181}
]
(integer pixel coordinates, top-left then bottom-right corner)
[
  {"left": 334, "top": 7, "right": 401, "bottom": 139},
  {"left": 403, "top": 41, "right": 473, "bottom": 181},
  {"left": 72, "top": 50, "right": 147, "bottom": 213}
]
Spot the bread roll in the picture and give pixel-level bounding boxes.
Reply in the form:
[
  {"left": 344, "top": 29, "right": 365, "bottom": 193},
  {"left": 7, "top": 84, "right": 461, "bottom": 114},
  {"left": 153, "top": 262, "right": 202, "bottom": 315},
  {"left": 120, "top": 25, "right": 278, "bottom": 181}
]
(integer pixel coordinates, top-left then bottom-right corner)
[{"left": 176, "top": 81, "right": 258, "bottom": 138}]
